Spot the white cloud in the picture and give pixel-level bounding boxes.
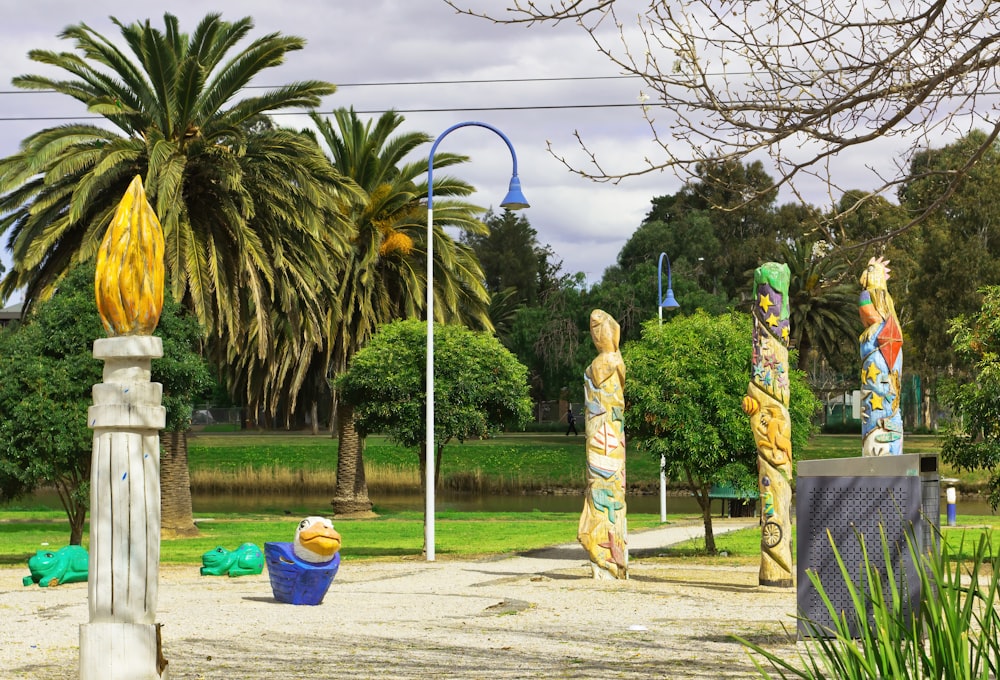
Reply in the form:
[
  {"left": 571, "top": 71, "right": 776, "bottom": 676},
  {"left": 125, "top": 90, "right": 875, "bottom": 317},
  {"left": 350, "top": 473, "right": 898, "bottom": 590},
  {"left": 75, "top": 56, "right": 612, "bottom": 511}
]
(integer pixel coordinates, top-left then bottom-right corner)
[{"left": 0, "top": 1, "right": 927, "bottom": 294}]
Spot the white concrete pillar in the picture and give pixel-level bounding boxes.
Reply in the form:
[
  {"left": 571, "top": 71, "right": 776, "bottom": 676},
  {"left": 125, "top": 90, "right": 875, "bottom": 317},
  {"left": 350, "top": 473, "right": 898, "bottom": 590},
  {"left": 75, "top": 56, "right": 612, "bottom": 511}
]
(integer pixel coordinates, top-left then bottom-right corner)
[{"left": 81, "top": 336, "right": 166, "bottom": 680}]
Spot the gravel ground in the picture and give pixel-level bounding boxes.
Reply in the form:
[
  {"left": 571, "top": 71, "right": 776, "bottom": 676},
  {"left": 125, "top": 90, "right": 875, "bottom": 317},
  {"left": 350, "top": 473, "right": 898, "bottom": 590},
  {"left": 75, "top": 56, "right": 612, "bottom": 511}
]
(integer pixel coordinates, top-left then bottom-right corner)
[{"left": 2, "top": 519, "right": 801, "bottom": 679}]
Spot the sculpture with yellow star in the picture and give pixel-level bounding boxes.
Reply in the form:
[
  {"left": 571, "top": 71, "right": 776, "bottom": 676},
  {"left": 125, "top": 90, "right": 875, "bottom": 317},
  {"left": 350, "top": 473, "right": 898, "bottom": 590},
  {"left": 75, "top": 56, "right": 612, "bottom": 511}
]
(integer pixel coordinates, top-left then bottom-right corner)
[
  {"left": 859, "top": 256, "right": 903, "bottom": 456},
  {"left": 742, "top": 262, "right": 794, "bottom": 588}
]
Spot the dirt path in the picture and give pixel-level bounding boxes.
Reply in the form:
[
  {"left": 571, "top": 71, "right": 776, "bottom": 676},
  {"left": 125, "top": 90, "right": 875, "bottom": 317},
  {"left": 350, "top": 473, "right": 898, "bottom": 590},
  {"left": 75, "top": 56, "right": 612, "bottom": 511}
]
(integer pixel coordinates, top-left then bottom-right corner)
[{"left": 2, "top": 519, "right": 800, "bottom": 679}]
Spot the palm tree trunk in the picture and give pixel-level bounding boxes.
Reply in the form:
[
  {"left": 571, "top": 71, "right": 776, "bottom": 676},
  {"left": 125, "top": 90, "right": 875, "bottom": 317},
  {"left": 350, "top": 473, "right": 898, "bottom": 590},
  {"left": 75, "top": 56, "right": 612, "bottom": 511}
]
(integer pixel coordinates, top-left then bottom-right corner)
[
  {"left": 331, "top": 401, "right": 375, "bottom": 516},
  {"left": 161, "top": 430, "right": 199, "bottom": 538}
]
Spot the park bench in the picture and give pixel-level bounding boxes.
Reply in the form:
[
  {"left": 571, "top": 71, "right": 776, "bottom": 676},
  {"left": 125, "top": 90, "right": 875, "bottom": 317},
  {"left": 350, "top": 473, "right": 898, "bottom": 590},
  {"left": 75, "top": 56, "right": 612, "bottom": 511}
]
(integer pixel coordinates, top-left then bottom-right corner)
[{"left": 708, "top": 483, "right": 759, "bottom": 518}]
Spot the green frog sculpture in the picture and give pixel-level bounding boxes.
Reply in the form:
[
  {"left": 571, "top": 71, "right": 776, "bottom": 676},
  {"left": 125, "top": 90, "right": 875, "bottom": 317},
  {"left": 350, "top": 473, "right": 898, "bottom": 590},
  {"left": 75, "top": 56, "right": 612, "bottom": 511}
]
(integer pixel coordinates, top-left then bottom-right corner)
[
  {"left": 200, "top": 542, "right": 265, "bottom": 577},
  {"left": 22, "top": 545, "right": 89, "bottom": 587}
]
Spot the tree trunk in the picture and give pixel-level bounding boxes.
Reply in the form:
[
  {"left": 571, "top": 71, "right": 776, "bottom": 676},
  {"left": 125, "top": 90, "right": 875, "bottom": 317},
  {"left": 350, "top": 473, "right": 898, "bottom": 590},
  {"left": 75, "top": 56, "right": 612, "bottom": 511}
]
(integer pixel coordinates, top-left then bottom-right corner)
[
  {"left": 435, "top": 443, "right": 445, "bottom": 490},
  {"left": 56, "top": 476, "right": 88, "bottom": 546},
  {"left": 69, "top": 500, "right": 87, "bottom": 546},
  {"left": 310, "top": 400, "right": 319, "bottom": 436},
  {"left": 160, "top": 430, "right": 199, "bottom": 538},
  {"left": 696, "top": 484, "right": 717, "bottom": 554},
  {"left": 796, "top": 331, "right": 813, "bottom": 371},
  {"left": 331, "top": 401, "right": 375, "bottom": 516}
]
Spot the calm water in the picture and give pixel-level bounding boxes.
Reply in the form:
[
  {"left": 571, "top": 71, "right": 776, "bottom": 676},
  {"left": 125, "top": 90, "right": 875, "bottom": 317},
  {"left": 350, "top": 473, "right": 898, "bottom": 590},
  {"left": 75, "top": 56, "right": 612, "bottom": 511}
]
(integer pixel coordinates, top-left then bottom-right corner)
[{"left": 190, "top": 491, "right": 998, "bottom": 517}]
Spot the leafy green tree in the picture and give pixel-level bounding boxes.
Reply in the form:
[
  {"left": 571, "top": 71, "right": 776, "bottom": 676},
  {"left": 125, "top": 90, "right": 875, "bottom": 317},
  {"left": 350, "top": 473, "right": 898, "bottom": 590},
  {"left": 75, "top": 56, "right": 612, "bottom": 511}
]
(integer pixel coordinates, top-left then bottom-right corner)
[
  {"left": 0, "top": 263, "right": 210, "bottom": 544},
  {"left": 673, "top": 159, "right": 782, "bottom": 301},
  {"left": 463, "top": 209, "right": 561, "bottom": 307},
  {"left": 311, "top": 108, "right": 491, "bottom": 515},
  {"left": 940, "top": 286, "right": 1000, "bottom": 509},
  {"left": 900, "top": 130, "right": 1000, "bottom": 375},
  {"left": 506, "top": 273, "right": 593, "bottom": 403},
  {"left": 337, "top": 319, "right": 532, "bottom": 490},
  {"left": 620, "top": 160, "right": 791, "bottom": 310},
  {"left": 622, "top": 311, "right": 819, "bottom": 552}
]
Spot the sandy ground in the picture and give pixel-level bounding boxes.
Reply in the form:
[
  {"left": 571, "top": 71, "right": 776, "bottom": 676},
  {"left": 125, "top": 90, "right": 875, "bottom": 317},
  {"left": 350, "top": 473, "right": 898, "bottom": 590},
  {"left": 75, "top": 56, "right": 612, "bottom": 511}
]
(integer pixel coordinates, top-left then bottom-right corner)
[{"left": 1, "top": 518, "right": 803, "bottom": 679}]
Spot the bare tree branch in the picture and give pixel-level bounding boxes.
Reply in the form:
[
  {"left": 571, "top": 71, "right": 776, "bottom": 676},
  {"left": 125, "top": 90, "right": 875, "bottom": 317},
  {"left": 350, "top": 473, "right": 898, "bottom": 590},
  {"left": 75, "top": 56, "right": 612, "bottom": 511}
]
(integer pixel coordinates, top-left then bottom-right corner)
[{"left": 448, "top": 0, "right": 1000, "bottom": 240}]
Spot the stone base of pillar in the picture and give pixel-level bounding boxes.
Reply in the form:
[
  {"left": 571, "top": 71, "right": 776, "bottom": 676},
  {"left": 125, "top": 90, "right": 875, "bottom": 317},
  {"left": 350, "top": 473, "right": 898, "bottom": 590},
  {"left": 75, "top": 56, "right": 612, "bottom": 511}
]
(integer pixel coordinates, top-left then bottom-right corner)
[{"left": 80, "top": 622, "right": 168, "bottom": 680}]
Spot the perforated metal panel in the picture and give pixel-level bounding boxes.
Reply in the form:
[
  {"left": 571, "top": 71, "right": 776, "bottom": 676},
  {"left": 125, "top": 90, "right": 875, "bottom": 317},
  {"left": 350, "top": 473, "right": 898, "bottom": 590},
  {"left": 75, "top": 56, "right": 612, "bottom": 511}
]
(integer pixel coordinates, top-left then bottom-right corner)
[{"left": 795, "top": 454, "right": 939, "bottom": 639}]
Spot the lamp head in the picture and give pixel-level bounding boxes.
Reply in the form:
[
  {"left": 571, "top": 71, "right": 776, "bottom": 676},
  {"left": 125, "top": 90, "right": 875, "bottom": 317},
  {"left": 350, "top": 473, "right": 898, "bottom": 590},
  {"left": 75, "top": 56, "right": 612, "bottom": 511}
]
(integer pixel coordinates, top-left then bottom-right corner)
[
  {"left": 660, "top": 289, "right": 680, "bottom": 311},
  {"left": 500, "top": 176, "right": 530, "bottom": 210}
]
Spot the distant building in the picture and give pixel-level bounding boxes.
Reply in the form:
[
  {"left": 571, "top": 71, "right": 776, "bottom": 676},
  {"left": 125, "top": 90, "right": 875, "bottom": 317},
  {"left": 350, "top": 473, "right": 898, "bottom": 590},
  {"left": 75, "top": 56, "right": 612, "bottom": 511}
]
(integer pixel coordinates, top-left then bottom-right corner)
[{"left": 0, "top": 302, "right": 22, "bottom": 328}]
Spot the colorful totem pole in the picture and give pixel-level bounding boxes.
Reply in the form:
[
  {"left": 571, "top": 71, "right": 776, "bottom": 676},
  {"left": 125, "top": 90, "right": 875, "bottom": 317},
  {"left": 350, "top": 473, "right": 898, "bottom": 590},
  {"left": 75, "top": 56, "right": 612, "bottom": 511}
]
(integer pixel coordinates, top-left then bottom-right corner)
[
  {"left": 577, "top": 309, "right": 628, "bottom": 579},
  {"left": 742, "top": 263, "right": 794, "bottom": 588},
  {"left": 859, "top": 257, "right": 903, "bottom": 456},
  {"left": 80, "top": 176, "right": 168, "bottom": 679}
]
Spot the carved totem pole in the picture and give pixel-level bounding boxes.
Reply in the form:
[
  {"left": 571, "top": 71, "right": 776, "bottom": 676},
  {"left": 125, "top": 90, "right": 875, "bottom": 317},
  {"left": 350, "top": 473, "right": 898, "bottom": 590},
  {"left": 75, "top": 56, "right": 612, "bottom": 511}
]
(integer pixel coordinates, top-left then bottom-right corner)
[
  {"left": 80, "top": 176, "right": 168, "bottom": 679},
  {"left": 577, "top": 310, "right": 628, "bottom": 579},
  {"left": 859, "top": 256, "right": 903, "bottom": 456},
  {"left": 742, "top": 263, "right": 794, "bottom": 588}
]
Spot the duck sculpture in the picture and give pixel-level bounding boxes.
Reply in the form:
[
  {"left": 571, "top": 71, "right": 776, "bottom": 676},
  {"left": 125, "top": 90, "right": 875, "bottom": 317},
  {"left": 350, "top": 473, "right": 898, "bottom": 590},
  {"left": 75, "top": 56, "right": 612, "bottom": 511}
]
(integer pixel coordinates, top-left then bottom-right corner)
[
  {"left": 265, "top": 516, "right": 342, "bottom": 605},
  {"left": 293, "top": 516, "right": 342, "bottom": 563}
]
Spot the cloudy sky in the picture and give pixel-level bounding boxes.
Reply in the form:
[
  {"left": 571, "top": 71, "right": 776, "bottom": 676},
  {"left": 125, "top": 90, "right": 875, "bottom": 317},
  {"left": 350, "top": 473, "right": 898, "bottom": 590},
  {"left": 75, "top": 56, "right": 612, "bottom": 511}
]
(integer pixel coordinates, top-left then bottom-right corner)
[{"left": 0, "top": 1, "right": 908, "bottom": 297}]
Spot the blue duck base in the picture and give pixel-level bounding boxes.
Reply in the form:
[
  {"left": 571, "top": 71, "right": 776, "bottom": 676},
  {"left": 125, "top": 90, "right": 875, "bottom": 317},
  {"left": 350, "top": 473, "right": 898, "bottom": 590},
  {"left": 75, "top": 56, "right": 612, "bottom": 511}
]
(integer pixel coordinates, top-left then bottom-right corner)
[{"left": 264, "top": 542, "right": 340, "bottom": 606}]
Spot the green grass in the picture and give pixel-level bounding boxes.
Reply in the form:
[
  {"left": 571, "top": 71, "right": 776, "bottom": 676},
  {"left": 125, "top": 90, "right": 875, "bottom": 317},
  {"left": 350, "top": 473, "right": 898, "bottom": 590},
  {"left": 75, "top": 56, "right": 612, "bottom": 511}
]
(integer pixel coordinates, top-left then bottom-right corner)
[
  {"left": 186, "top": 431, "right": 985, "bottom": 494},
  {"left": 7, "top": 431, "right": 997, "bottom": 567},
  {"left": 661, "top": 516, "right": 1000, "bottom": 564},
  {"left": 1, "top": 509, "right": 668, "bottom": 566},
  {"left": 188, "top": 431, "right": 664, "bottom": 492}
]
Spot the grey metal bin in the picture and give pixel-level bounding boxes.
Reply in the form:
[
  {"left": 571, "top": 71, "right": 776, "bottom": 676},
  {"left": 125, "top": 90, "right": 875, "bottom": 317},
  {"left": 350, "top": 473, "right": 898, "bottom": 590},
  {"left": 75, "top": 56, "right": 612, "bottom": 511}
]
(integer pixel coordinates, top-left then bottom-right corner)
[{"left": 795, "top": 453, "right": 940, "bottom": 638}]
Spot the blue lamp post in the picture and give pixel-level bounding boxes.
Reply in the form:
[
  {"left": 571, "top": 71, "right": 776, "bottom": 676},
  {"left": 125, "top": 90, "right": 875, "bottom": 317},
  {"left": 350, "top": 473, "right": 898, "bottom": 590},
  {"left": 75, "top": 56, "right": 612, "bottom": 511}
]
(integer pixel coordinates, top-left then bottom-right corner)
[
  {"left": 658, "top": 252, "right": 680, "bottom": 322},
  {"left": 657, "top": 252, "right": 680, "bottom": 522},
  {"left": 426, "top": 122, "right": 529, "bottom": 561}
]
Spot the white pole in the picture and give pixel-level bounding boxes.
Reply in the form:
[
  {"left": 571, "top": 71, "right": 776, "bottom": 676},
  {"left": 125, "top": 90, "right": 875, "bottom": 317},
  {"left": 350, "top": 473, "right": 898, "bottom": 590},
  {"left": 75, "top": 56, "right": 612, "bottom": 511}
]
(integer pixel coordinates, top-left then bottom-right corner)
[
  {"left": 658, "top": 303, "right": 667, "bottom": 523},
  {"left": 423, "top": 121, "right": 526, "bottom": 562},
  {"left": 426, "top": 205, "right": 436, "bottom": 562}
]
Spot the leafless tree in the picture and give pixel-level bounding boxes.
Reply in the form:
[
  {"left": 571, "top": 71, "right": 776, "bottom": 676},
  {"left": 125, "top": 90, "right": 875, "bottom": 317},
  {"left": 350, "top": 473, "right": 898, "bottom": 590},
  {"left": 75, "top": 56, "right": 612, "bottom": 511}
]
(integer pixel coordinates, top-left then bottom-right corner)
[{"left": 447, "top": 0, "right": 1000, "bottom": 245}]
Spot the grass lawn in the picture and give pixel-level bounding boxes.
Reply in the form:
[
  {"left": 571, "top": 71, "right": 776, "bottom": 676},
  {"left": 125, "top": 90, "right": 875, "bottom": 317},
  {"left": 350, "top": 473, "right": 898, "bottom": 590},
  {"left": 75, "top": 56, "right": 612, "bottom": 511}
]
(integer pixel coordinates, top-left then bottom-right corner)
[
  {"left": 1, "top": 509, "right": 669, "bottom": 566},
  {"left": 5, "top": 431, "right": 996, "bottom": 566}
]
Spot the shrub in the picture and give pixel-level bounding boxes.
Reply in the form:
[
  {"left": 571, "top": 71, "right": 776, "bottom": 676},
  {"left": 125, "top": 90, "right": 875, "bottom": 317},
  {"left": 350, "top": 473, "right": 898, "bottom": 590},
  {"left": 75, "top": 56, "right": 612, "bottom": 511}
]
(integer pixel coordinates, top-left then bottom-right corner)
[{"left": 736, "top": 528, "right": 1000, "bottom": 678}]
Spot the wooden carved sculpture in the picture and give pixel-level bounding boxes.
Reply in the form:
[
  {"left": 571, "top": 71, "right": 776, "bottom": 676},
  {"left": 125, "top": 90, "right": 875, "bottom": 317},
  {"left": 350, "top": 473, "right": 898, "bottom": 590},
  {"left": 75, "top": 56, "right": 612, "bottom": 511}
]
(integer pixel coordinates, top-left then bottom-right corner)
[
  {"left": 742, "top": 263, "right": 794, "bottom": 588},
  {"left": 859, "top": 256, "right": 903, "bottom": 456},
  {"left": 82, "top": 175, "right": 168, "bottom": 679},
  {"left": 577, "top": 309, "right": 628, "bottom": 579}
]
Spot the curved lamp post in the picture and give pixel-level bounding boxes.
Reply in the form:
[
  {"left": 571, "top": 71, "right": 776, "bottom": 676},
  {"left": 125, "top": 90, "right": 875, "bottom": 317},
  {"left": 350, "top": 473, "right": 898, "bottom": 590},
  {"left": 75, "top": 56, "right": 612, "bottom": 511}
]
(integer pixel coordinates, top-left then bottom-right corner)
[
  {"left": 657, "top": 252, "right": 680, "bottom": 522},
  {"left": 426, "top": 122, "right": 529, "bottom": 561}
]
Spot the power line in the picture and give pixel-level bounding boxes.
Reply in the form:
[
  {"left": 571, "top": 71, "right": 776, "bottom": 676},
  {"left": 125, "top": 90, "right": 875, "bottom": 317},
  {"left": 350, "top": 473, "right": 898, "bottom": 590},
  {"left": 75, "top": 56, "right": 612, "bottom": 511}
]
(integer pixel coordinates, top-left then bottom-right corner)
[
  {"left": 0, "top": 102, "right": 646, "bottom": 123},
  {"left": 0, "top": 74, "right": 642, "bottom": 96}
]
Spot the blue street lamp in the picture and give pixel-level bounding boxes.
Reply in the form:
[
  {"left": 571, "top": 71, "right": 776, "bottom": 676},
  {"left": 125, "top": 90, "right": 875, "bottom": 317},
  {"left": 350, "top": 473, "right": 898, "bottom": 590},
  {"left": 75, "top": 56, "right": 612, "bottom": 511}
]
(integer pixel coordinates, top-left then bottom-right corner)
[
  {"left": 658, "top": 252, "right": 680, "bottom": 322},
  {"left": 657, "top": 252, "right": 680, "bottom": 522},
  {"left": 426, "top": 122, "right": 529, "bottom": 561}
]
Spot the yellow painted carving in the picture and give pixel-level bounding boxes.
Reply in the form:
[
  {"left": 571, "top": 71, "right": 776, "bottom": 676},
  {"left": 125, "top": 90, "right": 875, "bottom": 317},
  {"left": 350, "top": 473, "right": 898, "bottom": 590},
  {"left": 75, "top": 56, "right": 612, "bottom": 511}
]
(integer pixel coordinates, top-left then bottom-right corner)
[{"left": 95, "top": 175, "right": 165, "bottom": 336}]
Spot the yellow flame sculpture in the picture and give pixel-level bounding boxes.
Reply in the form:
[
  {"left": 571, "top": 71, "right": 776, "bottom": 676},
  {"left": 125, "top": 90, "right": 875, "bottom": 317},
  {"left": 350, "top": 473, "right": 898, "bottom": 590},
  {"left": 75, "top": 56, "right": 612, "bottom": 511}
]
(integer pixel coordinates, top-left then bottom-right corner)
[{"left": 95, "top": 175, "right": 165, "bottom": 336}]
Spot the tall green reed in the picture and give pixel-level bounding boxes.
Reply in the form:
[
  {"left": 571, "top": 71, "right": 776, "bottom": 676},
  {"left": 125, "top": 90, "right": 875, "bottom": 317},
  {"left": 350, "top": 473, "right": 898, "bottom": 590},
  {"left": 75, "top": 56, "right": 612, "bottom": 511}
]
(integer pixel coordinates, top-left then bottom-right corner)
[{"left": 736, "top": 528, "right": 1000, "bottom": 679}]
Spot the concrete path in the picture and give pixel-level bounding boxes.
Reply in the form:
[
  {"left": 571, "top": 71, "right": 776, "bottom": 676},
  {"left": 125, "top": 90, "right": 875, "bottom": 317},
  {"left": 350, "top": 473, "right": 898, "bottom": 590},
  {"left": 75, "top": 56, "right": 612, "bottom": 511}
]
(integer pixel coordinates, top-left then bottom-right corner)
[{"left": 3, "top": 517, "right": 801, "bottom": 679}]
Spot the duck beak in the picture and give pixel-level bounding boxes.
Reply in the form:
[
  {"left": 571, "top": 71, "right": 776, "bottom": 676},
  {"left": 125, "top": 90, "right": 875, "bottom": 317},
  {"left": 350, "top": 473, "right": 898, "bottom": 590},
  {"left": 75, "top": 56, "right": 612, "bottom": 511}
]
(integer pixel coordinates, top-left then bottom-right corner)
[{"left": 300, "top": 526, "right": 342, "bottom": 557}]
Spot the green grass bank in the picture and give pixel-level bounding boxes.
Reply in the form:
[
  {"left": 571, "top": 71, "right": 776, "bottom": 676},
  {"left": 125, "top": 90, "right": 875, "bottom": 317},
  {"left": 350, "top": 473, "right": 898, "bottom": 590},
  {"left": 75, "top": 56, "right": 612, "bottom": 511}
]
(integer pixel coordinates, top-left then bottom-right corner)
[{"left": 184, "top": 432, "right": 985, "bottom": 495}]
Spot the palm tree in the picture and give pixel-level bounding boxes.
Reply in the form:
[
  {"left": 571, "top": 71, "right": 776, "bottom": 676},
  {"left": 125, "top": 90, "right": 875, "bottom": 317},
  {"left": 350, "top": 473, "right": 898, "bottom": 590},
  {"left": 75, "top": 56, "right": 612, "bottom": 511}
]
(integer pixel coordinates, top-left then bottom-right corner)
[
  {"left": 782, "top": 239, "right": 861, "bottom": 373},
  {"left": 0, "top": 14, "right": 359, "bottom": 533},
  {"left": 311, "top": 108, "right": 491, "bottom": 515}
]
